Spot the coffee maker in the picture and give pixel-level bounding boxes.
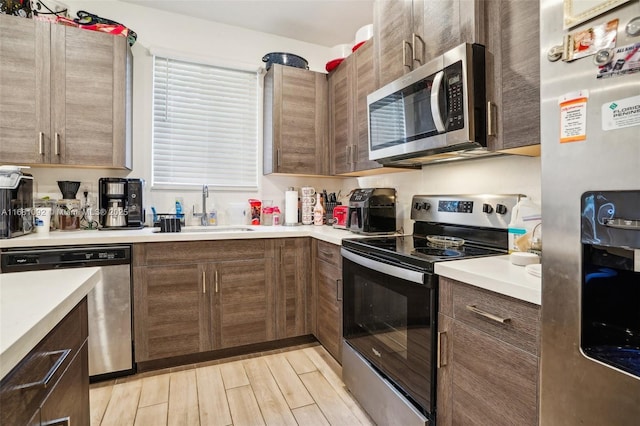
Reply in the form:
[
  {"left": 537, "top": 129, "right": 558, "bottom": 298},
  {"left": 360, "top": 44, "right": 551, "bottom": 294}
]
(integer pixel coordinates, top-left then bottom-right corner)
[{"left": 98, "top": 178, "right": 144, "bottom": 229}]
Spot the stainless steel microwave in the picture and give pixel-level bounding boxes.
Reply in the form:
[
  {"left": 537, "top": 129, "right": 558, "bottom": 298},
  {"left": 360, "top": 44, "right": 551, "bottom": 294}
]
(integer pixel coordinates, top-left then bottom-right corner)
[{"left": 367, "top": 43, "right": 487, "bottom": 166}]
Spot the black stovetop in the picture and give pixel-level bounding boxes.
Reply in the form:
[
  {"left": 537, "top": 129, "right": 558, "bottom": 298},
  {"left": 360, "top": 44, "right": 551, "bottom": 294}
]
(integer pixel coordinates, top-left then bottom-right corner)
[{"left": 342, "top": 222, "right": 508, "bottom": 273}]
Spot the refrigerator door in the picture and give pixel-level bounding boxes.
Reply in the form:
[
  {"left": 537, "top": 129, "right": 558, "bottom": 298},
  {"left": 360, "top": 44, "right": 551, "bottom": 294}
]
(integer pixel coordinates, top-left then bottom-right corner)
[{"left": 540, "top": 0, "right": 640, "bottom": 424}]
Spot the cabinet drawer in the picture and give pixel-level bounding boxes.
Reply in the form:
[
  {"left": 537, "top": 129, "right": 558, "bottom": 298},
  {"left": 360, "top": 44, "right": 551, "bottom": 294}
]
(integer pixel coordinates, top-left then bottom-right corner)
[
  {"left": 315, "top": 240, "right": 341, "bottom": 268},
  {"left": 446, "top": 278, "right": 540, "bottom": 355},
  {"left": 0, "top": 298, "right": 88, "bottom": 425},
  {"left": 136, "top": 240, "right": 267, "bottom": 265}
]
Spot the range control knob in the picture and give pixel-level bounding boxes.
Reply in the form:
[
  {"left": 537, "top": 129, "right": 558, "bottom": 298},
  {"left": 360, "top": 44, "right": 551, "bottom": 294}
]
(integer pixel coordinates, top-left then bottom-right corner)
[
  {"left": 495, "top": 204, "right": 508, "bottom": 215},
  {"left": 482, "top": 203, "right": 493, "bottom": 214}
]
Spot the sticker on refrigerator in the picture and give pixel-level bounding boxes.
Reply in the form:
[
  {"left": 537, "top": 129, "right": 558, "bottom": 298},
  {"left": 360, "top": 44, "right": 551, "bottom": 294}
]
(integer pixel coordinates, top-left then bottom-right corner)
[
  {"left": 559, "top": 91, "right": 589, "bottom": 143},
  {"left": 602, "top": 95, "right": 640, "bottom": 130},
  {"left": 563, "top": 19, "right": 618, "bottom": 61},
  {"left": 597, "top": 42, "right": 640, "bottom": 79}
]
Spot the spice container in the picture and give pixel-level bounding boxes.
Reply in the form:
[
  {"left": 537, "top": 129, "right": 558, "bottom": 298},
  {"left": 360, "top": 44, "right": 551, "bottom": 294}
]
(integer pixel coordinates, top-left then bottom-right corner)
[
  {"left": 262, "top": 206, "right": 274, "bottom": 226},
  {"left": 273, "top": 207, "right": 281, "bottom": 225}
]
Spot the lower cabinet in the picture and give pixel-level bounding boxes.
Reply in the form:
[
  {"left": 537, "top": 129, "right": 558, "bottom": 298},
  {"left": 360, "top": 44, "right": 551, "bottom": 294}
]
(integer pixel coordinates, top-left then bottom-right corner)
[
  {"left": 437, "top": 277, "right": 540, "bottom": 425},
  {"left": 0, "top": 298, "right": 89, "bottom": 426},
  {"left": 133, "top": 238, "right": 310, "bottom": 363},
  {"left": 313, "top": 240, "right": 343, "bottom": 362}
]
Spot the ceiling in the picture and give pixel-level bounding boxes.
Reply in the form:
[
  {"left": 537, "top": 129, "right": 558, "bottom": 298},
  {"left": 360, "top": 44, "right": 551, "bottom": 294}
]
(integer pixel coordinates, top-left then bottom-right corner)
[{"left": 121, "top": 0, "right": 374, "bottom": 47}]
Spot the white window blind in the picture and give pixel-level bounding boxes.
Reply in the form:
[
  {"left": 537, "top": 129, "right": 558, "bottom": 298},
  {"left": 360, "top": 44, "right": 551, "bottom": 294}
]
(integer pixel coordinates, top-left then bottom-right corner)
[{"left": 152, "top": 56, "right": 258, "bottom": 189}]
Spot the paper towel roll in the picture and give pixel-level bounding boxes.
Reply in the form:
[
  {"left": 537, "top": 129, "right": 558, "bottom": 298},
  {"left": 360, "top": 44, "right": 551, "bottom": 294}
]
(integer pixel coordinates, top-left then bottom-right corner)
[{"left": 285, "top": 190, "right": 299, "bottom": 225}]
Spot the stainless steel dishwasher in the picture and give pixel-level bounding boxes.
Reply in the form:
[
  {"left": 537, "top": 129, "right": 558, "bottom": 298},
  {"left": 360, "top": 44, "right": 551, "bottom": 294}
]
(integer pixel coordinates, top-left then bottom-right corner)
[{"left": 1, "top": 245, "right": 135, "bottom": 381}]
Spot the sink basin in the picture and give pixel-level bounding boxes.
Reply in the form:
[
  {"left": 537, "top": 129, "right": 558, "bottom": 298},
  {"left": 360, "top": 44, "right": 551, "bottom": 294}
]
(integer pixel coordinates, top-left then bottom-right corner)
[
  {"left": 181, "top": 226, "right": 254, "bottom": 233},
  {"left": 152, "top": 226, "right": 254, "bottom": 233}
]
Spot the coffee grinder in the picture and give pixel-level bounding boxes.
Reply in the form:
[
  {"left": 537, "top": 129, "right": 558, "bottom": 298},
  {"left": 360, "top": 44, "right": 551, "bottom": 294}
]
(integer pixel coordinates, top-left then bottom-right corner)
[{"left": 98, "top": 178, "right": 144, "bottom": 229}]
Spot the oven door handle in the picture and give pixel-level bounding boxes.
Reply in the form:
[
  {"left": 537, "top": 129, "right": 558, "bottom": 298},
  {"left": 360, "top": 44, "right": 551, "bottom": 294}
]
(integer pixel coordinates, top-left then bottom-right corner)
[{"left": 341, "top": 248, "right": 425, "bottom": 285}]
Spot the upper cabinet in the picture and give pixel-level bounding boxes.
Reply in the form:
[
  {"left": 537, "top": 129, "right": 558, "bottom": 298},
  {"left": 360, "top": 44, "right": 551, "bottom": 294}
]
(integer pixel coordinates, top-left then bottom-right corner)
[
  {"left": 329, "top": 41, "right": 383, "bottom": 175},
  {"left": 373, "top": 0, "right": 485, "bottom": 88},
  {"left": 484, "top": 0, "right": 540, "bottom": 154},
  {"left": 0, "top": 15, "right": 132, "bottom": 169},
  {"left": 263, "top": 64, "right": 329, "bottom": 175}
]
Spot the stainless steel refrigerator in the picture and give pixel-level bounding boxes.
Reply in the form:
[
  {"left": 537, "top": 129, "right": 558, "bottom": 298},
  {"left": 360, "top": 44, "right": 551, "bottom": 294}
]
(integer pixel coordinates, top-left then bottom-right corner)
[{"left": 540, "top": 0, "right": 640, "bottom": 424}]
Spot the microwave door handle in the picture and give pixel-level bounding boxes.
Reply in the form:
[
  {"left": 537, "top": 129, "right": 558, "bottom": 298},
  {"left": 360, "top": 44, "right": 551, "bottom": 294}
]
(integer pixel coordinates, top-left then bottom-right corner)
[{"left": 430, "top": 70, "right": 446, "bottom": 133}]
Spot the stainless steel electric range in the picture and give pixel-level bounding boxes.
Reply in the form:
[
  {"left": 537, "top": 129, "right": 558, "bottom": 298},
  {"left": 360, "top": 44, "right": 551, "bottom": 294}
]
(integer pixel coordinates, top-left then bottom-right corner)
[{"left": 341, "top": 194, "right": 523, "bottom": 426}]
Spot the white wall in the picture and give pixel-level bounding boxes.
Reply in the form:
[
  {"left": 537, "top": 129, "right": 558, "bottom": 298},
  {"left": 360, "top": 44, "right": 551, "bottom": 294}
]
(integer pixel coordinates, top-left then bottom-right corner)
[
  {"left": 29, "top": 0, "right": 351, "bottom": 225},
  {"left": 27, "top": 0, "right": 541, "bottom": 228}
]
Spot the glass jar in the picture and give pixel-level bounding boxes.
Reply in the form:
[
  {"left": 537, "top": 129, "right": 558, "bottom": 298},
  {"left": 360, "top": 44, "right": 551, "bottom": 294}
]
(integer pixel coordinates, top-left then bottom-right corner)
[
  {"left": 56, "top": 199, "right": 81, "bottom": 231},
  {"left": 262, "top": 206, "right": 274, "bottom": 226}
]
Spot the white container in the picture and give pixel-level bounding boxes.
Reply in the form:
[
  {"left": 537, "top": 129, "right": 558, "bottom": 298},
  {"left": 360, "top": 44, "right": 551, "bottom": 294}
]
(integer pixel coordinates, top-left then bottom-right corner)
[
  {"left": 355, "top": 24, "right": 373, "bottom": 45},
  {"left": 35, "top": 207, "right": 52, "bottom": 234},
  {"left": 508, "top": 197, "right": 541, "bottom": 253},
  {"left": 329, "top": 43, "right": 353, "bottom": 59},
  {"left": 227, "top": 203, "right": 246, "bottom": 225}
]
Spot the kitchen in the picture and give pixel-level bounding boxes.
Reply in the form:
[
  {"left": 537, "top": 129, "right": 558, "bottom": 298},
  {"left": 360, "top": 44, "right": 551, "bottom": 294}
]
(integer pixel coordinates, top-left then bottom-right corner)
[{"left": 1, "top": 0, "right": 638, "bottom": 425}]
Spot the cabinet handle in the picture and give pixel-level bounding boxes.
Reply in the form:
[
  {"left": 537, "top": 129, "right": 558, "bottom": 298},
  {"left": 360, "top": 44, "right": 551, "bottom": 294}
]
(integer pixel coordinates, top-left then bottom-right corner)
[
  {"left": 336, "top": 278, "right": 343, "bottom": 302},
  {"left": 351, "top": 144, "right": 357, "bottom": 164},
  {"left": 42, "top": 417, "right": 71, "bottom": 426},
  {"left": 202, "top": 270, "right": 206, "bottom": 294},
  {"left": 38, "top": 132, "right": 45, "bottom": 155},
  {"left": 402, "top": 39, "right": 413, "bottom": 69},
  {"left": 276, "top": 148, "right": 282, "bottom": 167},
  {"left": 54, "top": 133, "right": 61, "bottom": 156},
  {"left": 345, "top": 145, "right": 351, "bottom": 165},
  {"left": 487, "top": 101, "right": 497, "bottom": 136},
  {"left": 215, "top": 270, "right": 219, "bottom": 293},
  {"left": 14, "top": 349, "right": 71, "bottom": 391},
  {"left": 437, "top": 331, "right": 447, "bottom": 368},
  {"left": 320, "top": 249, "right": 333, "bottom": 258},
  {"left": 412, "top": 33, "right": 424, "bottom": 65},
  {"left": 466, "top": 304, "right": 511, "bottom": 324}
]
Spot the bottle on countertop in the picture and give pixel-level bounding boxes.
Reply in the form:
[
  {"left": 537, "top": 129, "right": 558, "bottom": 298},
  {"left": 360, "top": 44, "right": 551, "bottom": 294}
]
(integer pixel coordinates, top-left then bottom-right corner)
[
  {"left": 508, "top": 197, "right": 541, "bottom": 253},
  {"left": 313, "top": 195, "right": 324, "bottom": 226}
]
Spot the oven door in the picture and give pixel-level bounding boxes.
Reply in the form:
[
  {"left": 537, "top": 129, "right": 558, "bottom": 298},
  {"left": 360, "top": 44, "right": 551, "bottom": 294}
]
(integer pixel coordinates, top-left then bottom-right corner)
[{"left": 342, "top": 248, "right": 437, "bottom": 416}]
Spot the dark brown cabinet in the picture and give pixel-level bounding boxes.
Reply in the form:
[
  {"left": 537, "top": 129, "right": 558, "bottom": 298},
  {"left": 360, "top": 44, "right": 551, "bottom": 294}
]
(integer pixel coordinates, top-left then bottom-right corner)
[
  {"left": 484, "top": 0, "right": 541, "bottom": 154},
  {"left": 373, "top": 0, "right": 484, "bottom": 88},
  {"left": 274, "top": 238, "right": 312, "bottom": 339},
  {"left": 0, "top": 298, "right": 89, "bottom": 426},
  {"left": 329, "top": 41, "right": 383, "bottom": 175},
  {"left": 263, "top": 64, "right": 329, "bottom": 175},
  {"left": 313, "top": 240, "right": 343, "bottom": 362},
  {"left": 437, "top": 277, "right": 540, "bottom": 425},
  {"left": 0, "top": 14, "right": 132, "bottom": 169},
  {"left": 133, "top": 238, "right": 311, "bottom": 363},
  {"left": 134, "top": 240, "right": 275, "bottom": 362}
]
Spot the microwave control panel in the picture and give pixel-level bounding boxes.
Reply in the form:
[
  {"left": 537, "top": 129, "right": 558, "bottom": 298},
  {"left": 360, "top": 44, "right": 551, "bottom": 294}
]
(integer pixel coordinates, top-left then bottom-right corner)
[{"left": 445, "top": 61, "right": 464, "bottom": 131}]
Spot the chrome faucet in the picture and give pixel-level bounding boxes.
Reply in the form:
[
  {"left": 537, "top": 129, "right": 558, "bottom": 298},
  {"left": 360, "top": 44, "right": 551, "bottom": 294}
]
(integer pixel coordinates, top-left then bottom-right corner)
[{"left": 201, "top": 185, "right": 209, "bottom": 226}]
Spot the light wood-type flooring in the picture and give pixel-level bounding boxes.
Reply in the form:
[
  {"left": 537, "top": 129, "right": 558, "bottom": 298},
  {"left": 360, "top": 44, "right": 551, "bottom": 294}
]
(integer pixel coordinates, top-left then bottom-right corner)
[{"left": 90, "top": 344, "right": 375, "bottom": 426}]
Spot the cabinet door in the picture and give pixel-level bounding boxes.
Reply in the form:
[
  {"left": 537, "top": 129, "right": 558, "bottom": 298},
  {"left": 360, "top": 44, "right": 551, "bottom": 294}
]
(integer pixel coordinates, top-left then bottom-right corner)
[
  {"left": 449, "top": 320, "right": 538, "bottom": 425},
  {"left": 485, "top": 0, "right": 540, "bottom": 152},
  {"left": 267, "top": 65, "right": 328, "bottom": 175},
  {"left": 315, "top": 258, "right": 342, "bottom": 362},
  {"left": 353, "top": 41, "right": 383, "bottom": 172},
  {"left": 0, "top": 15, "right": 50, "bottom": 164},
  {"left": 373, "top": 0, "right": 413, "bottom": 88},
  {"left": 133, "top": 264, "right": 210, "bottom": 362},
  {"left": 329, "top": 57, "right": 353, "bottom": 175},
  {"left": 50, "top": 24, "right": 130, "bottom": 168},
  {"left": 276, "top": 238, "right": 311, "bottom": 338},
  {"left": 214, "top": 258, "right": 276, "bottom": 349},
  {"left": 40, "top": 344, "right": 90, "bottom": 426}
]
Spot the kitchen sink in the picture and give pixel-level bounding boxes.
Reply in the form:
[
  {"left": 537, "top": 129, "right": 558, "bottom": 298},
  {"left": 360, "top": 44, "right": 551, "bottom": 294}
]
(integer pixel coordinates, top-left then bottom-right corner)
[
  {"left": 152, "top": 226, "right": 254, "bottom": 233},
  {"left": 181, "top": 226, "right": 254, "bottom": 233}
]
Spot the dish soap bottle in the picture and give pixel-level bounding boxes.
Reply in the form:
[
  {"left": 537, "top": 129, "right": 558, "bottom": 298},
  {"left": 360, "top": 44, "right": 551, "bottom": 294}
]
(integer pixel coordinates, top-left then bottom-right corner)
[{"left": 313, "top": 195, "right": 324, "bottom": 226}]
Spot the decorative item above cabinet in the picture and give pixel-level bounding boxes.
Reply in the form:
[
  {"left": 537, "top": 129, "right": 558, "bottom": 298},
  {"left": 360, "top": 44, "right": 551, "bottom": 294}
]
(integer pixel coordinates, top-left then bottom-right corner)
[
  {"left": 0, "top": 15, "right": 133, "bottom": 169},
  {"left": 263, "top": 64, "right": 329, "bottom": 176}
]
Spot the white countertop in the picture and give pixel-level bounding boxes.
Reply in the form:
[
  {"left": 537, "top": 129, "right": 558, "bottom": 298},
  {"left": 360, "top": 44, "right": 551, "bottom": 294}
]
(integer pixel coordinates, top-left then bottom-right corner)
[
  {"left": 0, "top": 267, "right": 102, "bottom": 380},
  {"left": 0, "top": 225, "right": 363, "bottom": 249},
  {"left": 435, "top": 255, "right": 541, "bottom": 305}
]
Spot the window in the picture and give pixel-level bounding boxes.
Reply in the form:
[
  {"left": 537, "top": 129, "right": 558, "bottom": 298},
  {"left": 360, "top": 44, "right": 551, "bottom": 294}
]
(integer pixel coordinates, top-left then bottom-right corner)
[{"left": 152, "top": 56, "right": 259, "bottom": 189}]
